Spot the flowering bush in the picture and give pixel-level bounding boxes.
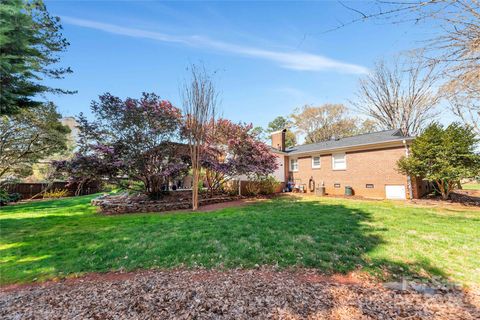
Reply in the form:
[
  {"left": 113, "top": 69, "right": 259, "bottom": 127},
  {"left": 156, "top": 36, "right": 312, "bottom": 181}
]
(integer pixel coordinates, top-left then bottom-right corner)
[{"left": 43, "top": 189, "right": 69, "bottom": 199}]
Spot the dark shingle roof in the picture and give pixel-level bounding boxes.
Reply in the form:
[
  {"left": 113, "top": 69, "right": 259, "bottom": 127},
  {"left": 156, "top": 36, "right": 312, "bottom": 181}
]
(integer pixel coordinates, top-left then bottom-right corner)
[{"left": 285, "top": 129, "right": 411, "bottom": 155}]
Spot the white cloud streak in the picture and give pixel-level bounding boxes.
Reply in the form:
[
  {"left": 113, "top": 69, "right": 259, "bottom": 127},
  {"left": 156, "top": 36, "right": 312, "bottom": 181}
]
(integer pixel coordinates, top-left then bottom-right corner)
[{"left": 62, "top": 16, "right": 368, "bottom": 74}]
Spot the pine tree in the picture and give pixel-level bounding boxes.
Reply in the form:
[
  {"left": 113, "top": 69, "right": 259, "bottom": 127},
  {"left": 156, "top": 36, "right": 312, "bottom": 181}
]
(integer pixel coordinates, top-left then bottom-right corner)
[{"left": 0, "top": 0, "right": 73, "bottom": 115}]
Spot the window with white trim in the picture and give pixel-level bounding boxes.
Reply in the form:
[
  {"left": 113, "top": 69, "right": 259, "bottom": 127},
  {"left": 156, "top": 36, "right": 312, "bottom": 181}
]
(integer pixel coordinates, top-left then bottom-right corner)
[
  {"left": 290, "top": 158, "right": 298, "bottom": 172},
  {"left": 332, "top": 153, "right": 346, "bottom": 170},
  {"left": 311, "top": 156, "right": 321, "bottom": 169}
]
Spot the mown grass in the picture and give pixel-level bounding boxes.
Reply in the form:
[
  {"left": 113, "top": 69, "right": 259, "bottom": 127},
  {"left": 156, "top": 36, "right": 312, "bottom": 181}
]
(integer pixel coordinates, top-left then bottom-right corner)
[
  {"left": 0, "top": 195, "right": 478, "bottom": 287},
  {"left": 462, "top": 183, "right": 480, "bottom": 190}
]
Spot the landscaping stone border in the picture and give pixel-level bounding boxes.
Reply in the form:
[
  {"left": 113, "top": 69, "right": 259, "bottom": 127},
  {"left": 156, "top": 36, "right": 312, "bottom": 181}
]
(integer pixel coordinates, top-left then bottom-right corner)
[{"left": 91, "top": 191, "right": 242, "bottom": 215}]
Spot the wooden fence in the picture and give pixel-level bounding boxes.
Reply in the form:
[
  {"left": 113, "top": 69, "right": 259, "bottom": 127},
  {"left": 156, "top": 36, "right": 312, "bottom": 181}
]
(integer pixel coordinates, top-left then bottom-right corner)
[{"left": 4, "top": 182, "right": 99, "bottom": 200}]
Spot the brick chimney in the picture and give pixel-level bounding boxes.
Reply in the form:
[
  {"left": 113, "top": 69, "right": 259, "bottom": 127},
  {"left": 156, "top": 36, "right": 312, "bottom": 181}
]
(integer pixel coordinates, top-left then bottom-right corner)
[{"left": 271, "top": 129, "right": 286, "bottom": 151}]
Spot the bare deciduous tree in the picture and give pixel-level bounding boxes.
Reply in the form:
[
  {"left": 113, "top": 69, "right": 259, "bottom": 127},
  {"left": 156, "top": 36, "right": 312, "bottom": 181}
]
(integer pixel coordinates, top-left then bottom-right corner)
[
  {"left": 333, "top": 1, "right": 480, "bottom": 133},
  {"left": 291, "top": 104, "right": 376, "bottom": 143},
  {"left": 181, "top": 65, "right": 218, "bottom": 210},
  {"left": 352, "top": 55, "right": 440, "bottom": 136},
  {"left": 444, "top": 77, "right": 480, "bottom": 135}
]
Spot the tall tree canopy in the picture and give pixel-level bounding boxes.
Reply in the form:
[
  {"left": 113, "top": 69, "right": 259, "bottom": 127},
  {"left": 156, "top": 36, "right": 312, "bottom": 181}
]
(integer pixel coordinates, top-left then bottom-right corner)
[
  {"left": 291, "top": 104, "right": 376, "bottom": 144},
  {"left": 0, "top": 0, "right": 72, "bottom": 115},
  {"left": 266, "top": 116, "right": 297, "bottom": 148},
  {"left": 0, "top": 103, "right": 70, "bottom": 182},
  {"left": 398, "top": 123, "right": 480, "bottom": 200}
]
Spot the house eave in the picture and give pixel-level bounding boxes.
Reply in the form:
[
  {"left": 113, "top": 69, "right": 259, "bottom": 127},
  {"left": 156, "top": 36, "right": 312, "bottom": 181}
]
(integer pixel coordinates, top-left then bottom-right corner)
[
  {"left": 286, "top": 138, "right": 414, "bottom": 157},
  {"left": 269, "top": 147, "right": 288, "bottom": 155}
]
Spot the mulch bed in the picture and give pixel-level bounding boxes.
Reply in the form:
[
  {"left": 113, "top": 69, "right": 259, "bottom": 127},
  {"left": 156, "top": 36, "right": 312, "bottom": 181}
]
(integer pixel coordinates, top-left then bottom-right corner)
[
  {"left": 1, "top": 269, "right": 478, "bottom": 319},
  {"left": 410, "top": 190, "right": 480, "bottom": 208},
  {"left": 91, "top": 192, "right": 244, "bottom": 215},
  {"left": 450, "top": 190, "right": 480, "bottom": 206}
]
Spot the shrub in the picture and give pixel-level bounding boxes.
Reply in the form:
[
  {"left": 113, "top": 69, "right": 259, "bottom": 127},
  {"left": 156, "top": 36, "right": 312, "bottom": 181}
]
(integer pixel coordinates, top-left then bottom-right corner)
[
  {"left": 244, "top": 180, "right": 261, "bottom": 196},
  {"left": 0, "top": 189, "right": 10, "bottom": 206},
  {"left": 43, "top": 188, "right": 70, "bottom": 199},
  {"left": 8, "top": 193, "right": 21, "bottom": 202},
  {"left": 224, "top": 180, "right": 240, "bottom": 196},
  {"left": 0, "top": 190, "right": 22, "bottom": 206},
  {"left": 101, "top": 183, "right": 117, "bottom": 192},
  {"left": 259, "top": 176, "right": 280, "bottom": 195},
  {"left": 245, "top": 176, "right": 280, "bottom": 196}
]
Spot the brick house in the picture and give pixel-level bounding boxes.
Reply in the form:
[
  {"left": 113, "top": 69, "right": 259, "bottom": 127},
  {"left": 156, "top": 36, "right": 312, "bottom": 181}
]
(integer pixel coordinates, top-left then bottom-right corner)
[{"left": 270, "top": 129, "right": 429, "bottom": 199}]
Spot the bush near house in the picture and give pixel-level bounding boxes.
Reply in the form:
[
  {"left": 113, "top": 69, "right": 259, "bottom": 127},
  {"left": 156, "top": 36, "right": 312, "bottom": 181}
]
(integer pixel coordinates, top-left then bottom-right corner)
[
  {"left": 245, "top": 176, "right": 280, "bottom": 196},
  {"left": 398, "top": 123, "right": 480, "bottom": 199}
]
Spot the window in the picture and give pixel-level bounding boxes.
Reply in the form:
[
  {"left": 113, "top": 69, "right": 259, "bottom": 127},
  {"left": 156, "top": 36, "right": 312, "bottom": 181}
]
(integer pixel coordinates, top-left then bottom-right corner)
[
  {"left": 311, "top": 156, "right": 321, "bottom": 169},
  {"left": 366, "top": 184, "right": 374, "bottom": 189},
  {"left": 334, "top": 183, "right": 341, "bottom": 188},
  {"left": 332, "top": 153, "right": 346, "bottom": 170},
  {"left": 289, "top": 158, "right": 298, "bottom": 172}
]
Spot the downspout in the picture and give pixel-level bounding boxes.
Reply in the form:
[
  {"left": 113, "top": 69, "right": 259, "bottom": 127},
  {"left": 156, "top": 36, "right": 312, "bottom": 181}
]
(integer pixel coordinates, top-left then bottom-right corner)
[{"left": 403, "top": 139, "right": 413, "bottom": 200}]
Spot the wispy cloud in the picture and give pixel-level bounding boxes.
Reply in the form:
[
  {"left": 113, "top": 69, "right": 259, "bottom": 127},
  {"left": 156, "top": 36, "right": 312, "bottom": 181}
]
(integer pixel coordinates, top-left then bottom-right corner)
[{"left": 62, "top": 16, "right": 368, "bottom": 74}]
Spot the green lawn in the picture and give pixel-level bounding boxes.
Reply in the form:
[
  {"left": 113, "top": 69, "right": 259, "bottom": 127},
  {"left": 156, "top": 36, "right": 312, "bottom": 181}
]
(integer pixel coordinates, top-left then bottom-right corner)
[
  {"left": 1, "top": 195, "right": 479, "bottom": 287},
  {"left": 462, "top": 183, "right": 480, "bottom": 190}
]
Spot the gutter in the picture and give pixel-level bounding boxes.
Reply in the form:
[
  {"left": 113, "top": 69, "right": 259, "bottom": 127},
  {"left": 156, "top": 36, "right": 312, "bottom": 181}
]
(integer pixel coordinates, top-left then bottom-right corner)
[{"left": 270, "top": 149, "right": 289, "bottom": 155}]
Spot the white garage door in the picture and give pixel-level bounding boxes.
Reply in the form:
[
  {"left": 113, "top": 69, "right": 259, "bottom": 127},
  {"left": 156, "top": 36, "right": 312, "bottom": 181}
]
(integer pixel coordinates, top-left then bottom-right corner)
[{"left": 385, "top": 185, "right": 406, "bottom": 200}]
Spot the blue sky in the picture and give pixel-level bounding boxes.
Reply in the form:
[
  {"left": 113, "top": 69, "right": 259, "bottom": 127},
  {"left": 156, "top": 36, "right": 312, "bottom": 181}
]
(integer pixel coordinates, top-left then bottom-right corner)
[{"left": 45, "top": 1, "right": 439, "bottom": 130}]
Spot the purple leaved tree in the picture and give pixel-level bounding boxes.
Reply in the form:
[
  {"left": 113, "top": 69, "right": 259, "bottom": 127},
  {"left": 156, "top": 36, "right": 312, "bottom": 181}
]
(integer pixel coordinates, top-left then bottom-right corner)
[
  {"left": 58, "top": 93, "right": 187, "bottom": 198},
  {"left": 202, "top": 118, "right": 278, "bottom": 195}
]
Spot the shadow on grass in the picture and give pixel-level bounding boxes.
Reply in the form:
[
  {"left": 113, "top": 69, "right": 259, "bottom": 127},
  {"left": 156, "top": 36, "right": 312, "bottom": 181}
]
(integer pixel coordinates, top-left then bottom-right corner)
[{"left": 0, "top": 195, "right": 454, "bottom": 286}]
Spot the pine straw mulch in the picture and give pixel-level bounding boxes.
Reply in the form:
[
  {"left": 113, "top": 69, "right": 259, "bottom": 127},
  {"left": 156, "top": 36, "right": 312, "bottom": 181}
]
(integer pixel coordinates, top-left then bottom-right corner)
[{"left": 1, "top": 269, "right": 479, "bottom": 320}]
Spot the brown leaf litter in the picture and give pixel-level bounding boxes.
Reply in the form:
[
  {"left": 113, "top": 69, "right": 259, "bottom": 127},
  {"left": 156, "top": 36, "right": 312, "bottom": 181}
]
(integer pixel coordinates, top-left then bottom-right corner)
[{"left": 1, "top": 268, "right": 478, "bottom": 319}]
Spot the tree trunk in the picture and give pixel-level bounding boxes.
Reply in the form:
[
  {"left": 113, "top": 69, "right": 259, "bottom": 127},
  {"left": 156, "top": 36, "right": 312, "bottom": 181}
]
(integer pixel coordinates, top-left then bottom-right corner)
[
  {"left": 76, "top": 179, "right": 86, "bottom": 196},
  {"left": 192, "top": 167, "right": 199, "bottom": 210},
  {"left": 437, "top": 179, "right": 450, "bottom": 200}
]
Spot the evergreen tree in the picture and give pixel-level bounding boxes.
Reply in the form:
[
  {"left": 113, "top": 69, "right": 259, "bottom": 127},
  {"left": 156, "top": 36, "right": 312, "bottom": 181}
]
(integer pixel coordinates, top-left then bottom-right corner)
[
  {"left": 0, "top": 0, "right": 73, "bottom": 115},
  {"left": 266, "top": 116, "right": 297, "bottom": 148},
  {"left": 398, "top": 123, "right": 480, "bottom": 200}
]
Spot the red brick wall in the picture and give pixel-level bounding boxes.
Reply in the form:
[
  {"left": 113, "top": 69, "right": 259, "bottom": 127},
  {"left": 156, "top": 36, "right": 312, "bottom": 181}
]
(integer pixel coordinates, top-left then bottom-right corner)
[
  {"left": 411, "top": 176, "right": 432, "bottom": 199},
  {"left": 271, "top": 130, "right": 286, "bottom": 151},
  {"left": 286, "top": 146, "right": 411, "bottom": 199}
]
